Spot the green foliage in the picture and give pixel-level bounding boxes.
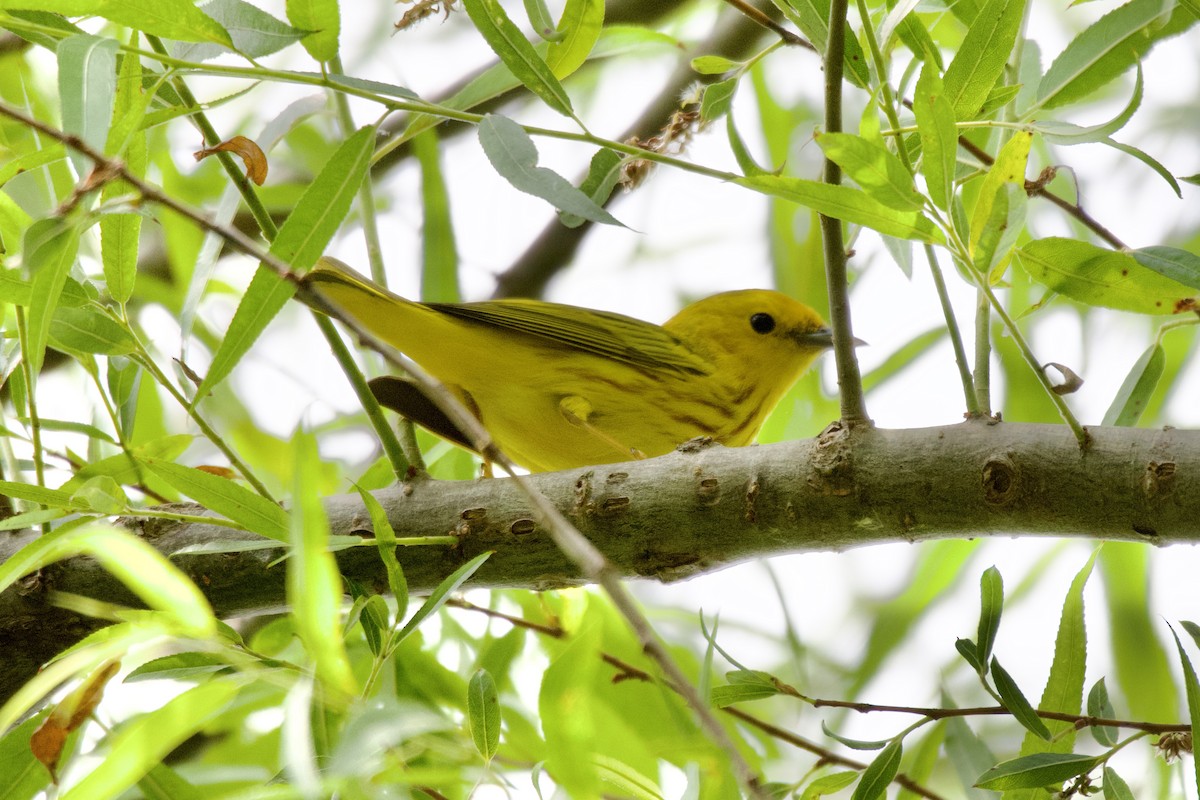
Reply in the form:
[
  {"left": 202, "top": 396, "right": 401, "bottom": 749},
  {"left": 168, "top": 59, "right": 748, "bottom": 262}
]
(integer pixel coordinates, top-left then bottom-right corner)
[{"left": 0, "top": 0, "right": 1198, "bottom": 798}]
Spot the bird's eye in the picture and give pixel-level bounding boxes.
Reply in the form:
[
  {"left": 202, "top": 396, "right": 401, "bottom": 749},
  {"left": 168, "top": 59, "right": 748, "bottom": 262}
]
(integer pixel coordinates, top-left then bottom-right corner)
[{"left": 749, "top": 313, "right": 776, "bottom": 334}]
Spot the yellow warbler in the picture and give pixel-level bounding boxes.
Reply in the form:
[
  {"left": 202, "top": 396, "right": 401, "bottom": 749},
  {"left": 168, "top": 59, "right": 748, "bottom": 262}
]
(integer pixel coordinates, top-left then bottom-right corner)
[{"left": 304, "top": 259, "right": 834, "bottom": 472}]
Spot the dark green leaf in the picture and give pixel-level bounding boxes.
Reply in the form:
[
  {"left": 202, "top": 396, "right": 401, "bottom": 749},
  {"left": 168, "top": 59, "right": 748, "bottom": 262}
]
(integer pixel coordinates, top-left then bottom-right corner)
[
  {"left": 125, "top": 653, "right": 230, "bottom": 682},
  {"left": 1131, "top": 246, "right": 1200, "bottom": 291},
  {"left": 851, "top": 739, "right": 902, "bottom": 800},
  {"left": 700, "top": 77, "right": 737, "bottom": 122},
  {"left": 976, "top": 566, "right": 1003, "bottom": 668},
  {"left": 1087, "top": 678, "right": 1117, "bottom": 746},
  {"left": 975, "top": 752, "right": 1099, "bottom": 790},
  {"left": 1102, "top": 766, "right": 1135, "bottom": 800},
  {"left": 463, "top": 0, "right": 574, "bottom": 117},
  {"left": 24, "top": 219, "right": 81, "bottom": 381},
  {"left": 393, "top": 550, "right": 493, "bottom": 646},
  {"left": 558, "top": 147, "right": 623, "bottom": 228},
  {"left": 353, "top": 485, "right": 408, "bottom": 614},
  {"left": 991, "top": 658, "right": 1051, "bottom": 740},
  {"left": 821, "top": 721, "right": 891, "bottom": 751},
  {"left": 1170, "top": 624, "right": 1200, "bottom": 799}
]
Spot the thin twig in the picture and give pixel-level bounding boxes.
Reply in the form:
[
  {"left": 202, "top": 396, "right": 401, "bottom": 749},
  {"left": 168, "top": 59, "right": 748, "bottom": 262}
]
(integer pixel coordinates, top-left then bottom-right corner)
[
  {"left": 718, "top": 0, "right": 816, "bottom": 50},
  {"left": 820, "top": 0, "right": 870, "bottom": 424}
]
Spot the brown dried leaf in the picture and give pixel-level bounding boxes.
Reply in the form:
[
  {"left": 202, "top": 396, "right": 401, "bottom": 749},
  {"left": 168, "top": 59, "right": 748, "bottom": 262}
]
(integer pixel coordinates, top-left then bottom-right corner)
[
  {"left": 31, "top": 660, "right": 121, "bottom": 781},
  {"left": 194, "top": 135, "right": 268, "bottom": 185},
  {"left": 196, "top": 465, "right": 238, "bottom": 479},
  {"left": 1043, "top": 361, "right": 1084, "bottom": 395}
]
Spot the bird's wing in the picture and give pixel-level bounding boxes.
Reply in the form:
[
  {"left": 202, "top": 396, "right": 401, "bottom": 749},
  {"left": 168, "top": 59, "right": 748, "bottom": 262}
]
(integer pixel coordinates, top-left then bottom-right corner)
[{"left": 427, "top": 299, "right": 713, "bottom": 376}]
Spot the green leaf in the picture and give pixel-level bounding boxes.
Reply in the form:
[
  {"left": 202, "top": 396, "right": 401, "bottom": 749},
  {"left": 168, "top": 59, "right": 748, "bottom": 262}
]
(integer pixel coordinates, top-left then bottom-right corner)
[
  {"left": 1036, "top": 0, "right": 1172, "bottom": 110},
  {"left": 57, "top": 33, "right": 117, "bottom": 177},
  {"left": 1015, "top": 238, "right": 1199, "bottom": 314},
  {"left": 1170, "top": 623, "right": 1200, "bottom": 799},
  {"left": 976, "top": 566, "right": 1003, "bottom": 668},
  {"left": 700, "top": 76, "right": 737, "bottom": 123},
  {"left": 0, "top": 523, "right": 216, "bottom": 637},
  {"left": 1102, "top": 766, "right": 1135, "bottom": 800},
  {"left": 24, "top": 219, "right": 81, "bottom": 382},
  {"left": 58, "top": 679, "right": 239, "bottom": 800},
  {"left": 1102, "top": 342, "right": 1164, "bottom": 427},
  {"left": 58, "top": 433, "right": 191, "bottom": 494},
  {"left": 975, "top": 752, "right": 1099, "bottom": 790},
  {"left": 739, "top": 174, "right": 944, "bottom": 243},
  {"left": 913, "top": 64, "right": 957, "bottom": 212},
  {"left": 175, "top": 0, "right": 310, "bottom": 62},
  {"left": 800, "top": 771, "right": 858, "bottom": 799},
  {"left": 955, "top": 638, "right": 984, "bottom": 673},
  {"left": 592, "top": 755, "right": 664, "bottom": 800},
  {"left": 1036, "top": 63, "right": 1144, "bottom": 145},
  {"left": 816, "top": 132, "right": 922, "bottom": 211},
  {"left": 1103, "top": 136, "right": 1182, "bottom": 197},
  {"left": 710, "top": 681, "right": 779, "bottom": 707},
  {"left": 467, "top": 668, "right": 501, "bottom": 761},
  {"left": 392, "top": 550, "right": 492, "bottom": 646},
  {"left": 821, "top": 721, "right": 892, "bottom": 751},
  {"left": 692, "top": 55, "right": 740, "bottom": 74},
  {"left": 96, "top": 0, "right": 233, "bottom": 45},
  {"left": 558, "top": 147, "right": 623, "bottom": 228},
  {"left": 477, "top": 114, "right": 623, "bottom": 226},
  {"left": 288, "top": 432, "right": 357, "bottom": 699},
  {"left": 126, "top": 652, "right": 230, "bottom": 682},
  {"left": 49, "top": 305, "right": 136, "bottom": 355},
  {"left": 0, "top": 713, "right": 55, "bottom": 800},
  {"left": 1131, "top": 246, "right": 1200, "bottom": 290},
  {"left": 140, "top": 457, "right": 291, "bottom": 542},
  {"left": 413, "top": 130, "right": 460, "bottom": 303},
  {"left": 70, "top": 475, "right": 127, "bottom": 514},
  {"left": 463, "top": 0, "right": 574, "bottom": 117},
  {"left": 1087, "top": 678, "right": 1117, "bottom": 746},
  {"left": 100, "top": 44, "right": 146, "bottom": 305},
  {"left": 991, "top": 658, "right": 1051, "bottom": 740},
  {"left": 942, "top": 0, "right": 1027, "bottom": 118},
  {"left": 0, "top": 480, "right": 74, "bottom": 508},
  {"left": 286, "top": 0, "right": 339, "bottom": 61},
  {"left": 197, "top": 125, "right": 376, "bottom": 399},
  {"left": 969, "top": 130, "right": 1033, "bottom": 258},
  {"left": 851, "top": 739, "right": 902, "bottom": 800},
  {"left": 352, "top": 484, "right": 408, "bottom": 613},
  {"left": 544, "top": 0, "right": 604, "bottom": 77}
]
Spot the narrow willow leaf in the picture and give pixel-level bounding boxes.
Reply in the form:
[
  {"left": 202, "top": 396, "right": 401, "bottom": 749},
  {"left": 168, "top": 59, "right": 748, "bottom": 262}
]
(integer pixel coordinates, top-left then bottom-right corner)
[
  {"left": 991, "top": 658, "right": 1051, "bottom": 740},
  {"left": 353, "top": 485, "right": 408, "bottom": 614},
  {"left": 97, "top": 0, "right": 233, "bottom": 46},
  {"left": 1131, "top": 246, "right": 1200, "bottom": 290},
  {"left": 820, "top": 721, "right": 891, "bottom": 751},
  {"left": 976, "top": 567, "right": 1003, "bottom": 668},
  {"left": 726, "top": 114, "right": 770, "bottom": 177},
  {"left": 975, "top": 752, "right": 1099, "bottom": 791},
  {"left": 1036, "top": 0, "right": 1172, "bottom": 110},
  {"left": 592, "top": 755, "right": 664, "bottom": 800},
  {"left": 141, "top": 457, "right": 291, "bottom": 542},
  {"left": 1037, "top": 63, "right": 1143, "bottom": 145},
  {"left": 175, "top": 0, "right": 310, "bottom": 62},
  {"left": 942, "top": 0, "right": 1027, "bottom": 118},
  {"left": 738, "top": 175, "right": 943, "bottom": 243},
  {"left": 1086, "top": 678, "right": 1117, "bottom": 746},
  {"left": 197, "top": 125, "right": 376, "bottom": 400},
  {"left": 288, "top": 433, "right": 357, "bottom": 699},
  {"left": 1170, "top": 624, "right": 1200, "bottom": 799},
  {"left": 100, "top": 41, "right": 146, "bottom": 305},
  {"left": 1015, "top": 238, "right": 1199, "bottom": 314},
  {"left": 463, "top": 0, "right": 574, "bottom": 117},
  {"left": 851, "top": 739, "right": 902, "bottom": 800},
  {"left": 478, "top": 115, "right": 622, "bottom": 226},
  {"left": 58, "top": 434, "right": 191, "bottom": 494},
  {"left": 800, "top": 771, "right": 858, "bottom": 799},
  {"left": 523, "top": 0, "right": 563, "bottom": 40},
  {"left": 969, "top": 130, "right": 1033, "bottom": 258},
  {"left": 413, "top": 131, "right": 460, "bottom": 303},
  {"left": 692, "top": 55, "right": 740, "bottom": 74},
  {"left": 467, "top": 668, "right": 501, "bottom": 760},
  {"left": 0, "top": 524, "right": 216, "bottom": 637},
  {"left": 1102, "top": 342, "right": 1164, "bottom": 427},
  {"left": 1020, "top": 552, "right": 1096, "bottom": 757},
  {"left": 0, "top": 480, "right": 73, "bottom": 508},
  {"left": 108, "top": 356, "right": 141, "bottom": 435},
  {"left": 136, "top": 762, "right": 204, "bottom": 800},
  {"left": 58, "top": 679, "right": 239, "bottom": 800},
  {"left": 49, "top": 306, "right": 136, "bottom": 356},
  {"left": 815, "top": 132, "right": 922, "bottom": 210},
  {"left": 57, "top": 33, "right": 117, "bottom": 178},
  {"left": 913, "top": 64, "right": 956, "bottom": 211},
  {"left": 24, "top": 219, "right": 81, "bottom": 380},
  {"left": 544, "top": 0, "right": 606, "bottom": 71},
  {"left": 393, "top": 550, "right": 492, "bottom": 646},
  {"left": 1102, "top": 766, "right": 1135, "bottom": 800},
  {"left": 286, "top": 0, "right": 339, "bottom": 61},
  {"left": 559, "top": 147, "right": 623, "bottom": 228},
  {"left": 710, "top": 683, "right": 778, "bottom": 707},
  {"left": 1103, "top": 137, "right": 1181, "bottom": 197}
]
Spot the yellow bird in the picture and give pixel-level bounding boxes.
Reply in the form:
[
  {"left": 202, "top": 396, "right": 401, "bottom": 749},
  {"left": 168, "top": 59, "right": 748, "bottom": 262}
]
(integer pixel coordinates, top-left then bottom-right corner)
[{"left": 303, "top": 259, "right": 835, "bottom": 473}]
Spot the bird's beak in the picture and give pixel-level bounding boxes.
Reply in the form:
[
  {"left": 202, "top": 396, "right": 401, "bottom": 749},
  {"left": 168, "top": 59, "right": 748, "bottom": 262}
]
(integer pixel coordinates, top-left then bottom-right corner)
[{"left": 793, "top": 326, "right": 868, "bottom": 349}]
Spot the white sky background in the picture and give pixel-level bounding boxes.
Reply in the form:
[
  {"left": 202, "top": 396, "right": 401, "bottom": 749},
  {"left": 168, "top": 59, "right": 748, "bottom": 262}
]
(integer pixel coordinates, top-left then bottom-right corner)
[{"left": 29, "top": 0, "right": 1200, "bottom": 793}]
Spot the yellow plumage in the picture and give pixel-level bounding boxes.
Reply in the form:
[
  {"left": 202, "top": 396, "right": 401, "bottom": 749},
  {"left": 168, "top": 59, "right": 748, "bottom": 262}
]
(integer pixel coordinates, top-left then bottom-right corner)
[{"left": 303, "top": 259, "right": 834, "bottom": 472}]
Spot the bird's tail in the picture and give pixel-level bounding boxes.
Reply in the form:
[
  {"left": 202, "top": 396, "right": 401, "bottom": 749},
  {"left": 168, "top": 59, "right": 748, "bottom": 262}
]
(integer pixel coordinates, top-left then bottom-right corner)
[{"left": 300, "top": 257, "right": 436, "bottom": 351}]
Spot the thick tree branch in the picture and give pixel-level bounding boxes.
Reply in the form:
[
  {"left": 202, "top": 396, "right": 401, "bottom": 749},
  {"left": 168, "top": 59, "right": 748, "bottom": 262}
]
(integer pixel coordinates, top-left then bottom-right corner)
[{"left": 2, "top": 420, "right": 1197, "bottom": 703}]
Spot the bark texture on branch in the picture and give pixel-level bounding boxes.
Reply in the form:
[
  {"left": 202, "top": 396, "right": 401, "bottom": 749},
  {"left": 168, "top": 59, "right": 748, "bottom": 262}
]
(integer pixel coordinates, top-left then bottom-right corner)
[{"left": 1, "top": 420, "right": 1196, "bottom": 703}]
